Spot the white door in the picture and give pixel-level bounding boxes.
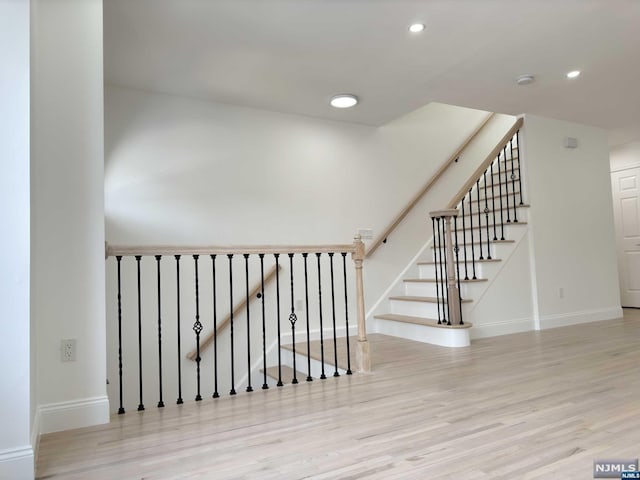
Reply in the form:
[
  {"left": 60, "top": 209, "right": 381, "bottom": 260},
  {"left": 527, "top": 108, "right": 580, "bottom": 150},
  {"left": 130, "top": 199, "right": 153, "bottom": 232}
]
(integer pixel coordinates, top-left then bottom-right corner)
[{"left": 612, "top": 167, "right": 640, "bottom": 307}]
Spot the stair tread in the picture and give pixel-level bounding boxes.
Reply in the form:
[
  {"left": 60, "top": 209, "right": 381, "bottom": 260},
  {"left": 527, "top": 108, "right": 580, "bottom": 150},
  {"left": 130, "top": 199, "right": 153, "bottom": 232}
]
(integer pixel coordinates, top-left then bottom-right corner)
[
  {"left": 457, "top": 204, "right": 530, "bottom": 216},
  {"left": 458, "top": 221, "right": 528, "bottom": 231},
  {"left": 432, "top": 239, "right": 515, "bottom": 249},
  {"left": 374, "top": 313, "right": 472, "bottom": 329},
  {"left": 389, "top": 295, "right": 472, "bottom": 303},
  {"left": 281, "top": 337, "right": 353, "bottom": 373}
]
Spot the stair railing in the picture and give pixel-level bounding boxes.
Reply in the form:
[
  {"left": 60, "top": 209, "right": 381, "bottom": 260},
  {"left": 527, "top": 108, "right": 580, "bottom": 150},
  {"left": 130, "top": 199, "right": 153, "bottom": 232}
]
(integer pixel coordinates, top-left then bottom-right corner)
[
  {"left": 105, "top": 235, "right": 369, "bottom": 415},
  {"left": 430, "top": 118, "right": 524, "bottom": 325}
]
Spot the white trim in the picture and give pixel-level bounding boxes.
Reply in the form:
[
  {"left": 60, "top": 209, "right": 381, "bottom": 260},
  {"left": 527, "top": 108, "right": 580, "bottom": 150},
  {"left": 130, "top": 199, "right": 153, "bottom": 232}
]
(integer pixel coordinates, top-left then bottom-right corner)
[
  {"left": 470, "top": 317, "right": 535, "bottom": 339},
  {"left": 0, "top": 445, "right": 34, "bottom": 480},
  {"left": 371, "top": 317, "right": 470, "bottom": 347},
  {"left": 538, "top": 306, "right": 623, "bottom": 330},
  {"left": 38, "top": 396, "right": 110, "bottom": 435},
  {"left": 610, "top": 162, "right": 640, "bottom": 173},
  {"left": 365, "top": 237, "right": 433, "bottom": 320},
  {"left": 30, "top": 408, "right": 41, "bottom": 465}
]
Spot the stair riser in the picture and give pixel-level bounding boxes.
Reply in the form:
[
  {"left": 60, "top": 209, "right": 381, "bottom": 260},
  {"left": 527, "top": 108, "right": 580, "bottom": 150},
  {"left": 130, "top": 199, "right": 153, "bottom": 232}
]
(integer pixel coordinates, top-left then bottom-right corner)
[
  {"left": 457, "top": 206, "right": 529, "bottom": 223},
  {"left": 431, "top": 242, "right": 512, "bottom": 262},
  {"left": 373, "top": 318, "right": 470, "bottom": 347},
  {"left": 419, "top": 258, "right": 503, "bottom": 280},
  {"left": 390, "top": 299, "right": 468, "bottom": 318},
  {"left": 404, "top": 281, "right": 485, "bottom": 298},
  {"left": 280, "top": 348, "right": 347, "bottom": 379}
]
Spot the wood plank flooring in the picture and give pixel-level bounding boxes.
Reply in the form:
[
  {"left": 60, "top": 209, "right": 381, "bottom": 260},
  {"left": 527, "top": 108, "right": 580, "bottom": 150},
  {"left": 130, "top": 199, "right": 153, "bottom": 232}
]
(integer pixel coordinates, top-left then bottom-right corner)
[{"left": 36, "top": 309, "right": 640, "bottom": 479}]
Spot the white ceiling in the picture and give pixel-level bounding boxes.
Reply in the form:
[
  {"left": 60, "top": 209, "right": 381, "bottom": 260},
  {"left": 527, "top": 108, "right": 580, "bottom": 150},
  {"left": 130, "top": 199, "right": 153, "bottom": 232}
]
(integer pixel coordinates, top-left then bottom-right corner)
[{"left": 104, "top": 0, "right": 640, "bottom": 146}]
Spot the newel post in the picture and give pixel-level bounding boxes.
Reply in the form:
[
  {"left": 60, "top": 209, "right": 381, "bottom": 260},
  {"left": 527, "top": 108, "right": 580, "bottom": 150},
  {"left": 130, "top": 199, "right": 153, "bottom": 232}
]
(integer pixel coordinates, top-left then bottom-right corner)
[
  {"left": 429, "top": 209, "right": 462, "bottom": 325},
  {"left": 352, "top": 234, "right": 371, "bottom": 373}
]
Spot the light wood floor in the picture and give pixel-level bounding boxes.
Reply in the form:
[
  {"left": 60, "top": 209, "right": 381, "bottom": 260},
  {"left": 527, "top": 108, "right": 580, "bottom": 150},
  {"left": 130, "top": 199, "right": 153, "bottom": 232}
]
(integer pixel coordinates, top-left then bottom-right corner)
[{"left": 37, "top": 309, "right": 640, "bottom": 479}]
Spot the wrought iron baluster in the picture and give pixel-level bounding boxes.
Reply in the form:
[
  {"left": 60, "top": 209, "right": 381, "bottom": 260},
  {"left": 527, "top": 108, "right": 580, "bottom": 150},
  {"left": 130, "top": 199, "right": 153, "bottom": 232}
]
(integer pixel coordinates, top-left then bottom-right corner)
[
  {"left": 483, "top": 171, "right": 492, "bottom": 259},
  {"left": 490, "top": 163, "right": 498, "bottom": 241},
  {"left": 510, "top": 137, "right": 519, "bottom": 222},
  {"left": 274, "top": 254, "right": 283, "bottom": 387},
  {"left": 175, "top": 255, "right": 183, "bottom": 405},
  {"left": 497, "top": 149, "right": 506, "bottom": 240},
  {"left": 468, "top": 188, "right": 477, "bottom": 278},
  {"left": 476, "top": 180, "right": 484, "bottom": 260},
  {"left": 244, "top": 254, "right": 252, "bottom": 393},
  {"left": 341, "top": 252, "right": 352, "bottom": 375},
  {"left": 288, "top": 253, "right": 298, "bottom": 384},
  {"left": 116, "top": 256, "right": 125, "bottom": 414},
  {"left": 328, "top": 253, "right": 339, "bottom": 377},
  {"left": 460, "top": 197, "right": 469, "bottom": 280},
  {"left": 155, "top": 255, "right": 164, "bottom": 408},
  {"left": 504, "top": 146, "right": 512, "bottom": 223},
  {"left": 435, "top": 217, "right": 447, "bottom": 323},
  {"left": 516, "top": 130, "right": 524, "bottom": 205},
  {"left": 316, "top": 253, "right": 326, "bottom": 379},
  {"left": 135, "top": 255, "right": 144, "bottom": 411},
  {"left": 193, "top": 255, "right": 203, "bottom": 401},
  {"left": 302, "top": 253, "right": 312, "bottom": 382},
  {"left": 260, "top": 254, "right": 268, "bottom": 390},
  {"left": 211, "top": 254, "right": 219, "bottom": 398},
  {"left": 440, "top": 217, "right": 451, "bottom": 324},
  {"left": 228, "top": 254, "right": 236, "bottom": 395},
  {"left": 432, "top": 217, "right": 442, "bottom": 324},
  {"left": 454, "top": 216, "right": 464, "bottom": 325}
]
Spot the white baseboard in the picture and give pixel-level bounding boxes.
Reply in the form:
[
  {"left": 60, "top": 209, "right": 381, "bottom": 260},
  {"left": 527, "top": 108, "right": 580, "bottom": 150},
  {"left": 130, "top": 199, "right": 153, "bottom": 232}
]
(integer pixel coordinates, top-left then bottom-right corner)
[
  {"left": 0, "top": 445, "right": 34, "bottom": 480},
  {"left": 539, "top": 306, "right": 623, "bottom": 330},
  {"left": 470, "top": 317, "right": 535, "bottom": 339},
  {"left": 38, "top": 396, "right": 110, "bottom": 435}
]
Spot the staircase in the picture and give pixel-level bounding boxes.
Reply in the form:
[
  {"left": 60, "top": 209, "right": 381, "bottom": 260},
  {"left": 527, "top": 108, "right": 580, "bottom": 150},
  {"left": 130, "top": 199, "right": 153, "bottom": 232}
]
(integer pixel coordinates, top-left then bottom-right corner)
[{"left": 372, "top": 126, "right": 528, "bottom": 347}]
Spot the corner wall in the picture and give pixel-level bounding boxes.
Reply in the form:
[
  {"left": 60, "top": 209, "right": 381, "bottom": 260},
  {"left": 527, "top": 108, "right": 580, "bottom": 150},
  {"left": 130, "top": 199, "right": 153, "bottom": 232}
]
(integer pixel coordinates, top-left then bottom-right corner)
[
  {"left": 31, "top": 0, "right": 108, "bottom": 435},
  {"left": 0, "top": 1, "right": 33, "bottom": 478},
  {"left": 523, "top": 115, "right": 621, "bottom": 328}
]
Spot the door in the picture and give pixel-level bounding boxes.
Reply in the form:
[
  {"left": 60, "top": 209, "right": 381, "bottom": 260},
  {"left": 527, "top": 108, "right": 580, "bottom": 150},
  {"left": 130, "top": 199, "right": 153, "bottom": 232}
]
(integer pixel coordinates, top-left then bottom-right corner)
[{"left": 611, "top": 166, "right": 640, "bottom": 307}]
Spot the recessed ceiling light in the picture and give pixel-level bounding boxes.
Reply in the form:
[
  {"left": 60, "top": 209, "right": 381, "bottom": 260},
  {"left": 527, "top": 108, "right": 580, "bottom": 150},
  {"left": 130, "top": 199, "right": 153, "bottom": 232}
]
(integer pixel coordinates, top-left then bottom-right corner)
[
  {"left": 566, "top": 70, "right": 581, "bottom": 79},
  {"left": 409, "top": 23, "right": 425, "bottom": 33},
  {"left": 516, "top": 74, "right": 535, "bottom": 86},
  {"left": 330, "top": 94, "right": 358, "bottom": 109}
]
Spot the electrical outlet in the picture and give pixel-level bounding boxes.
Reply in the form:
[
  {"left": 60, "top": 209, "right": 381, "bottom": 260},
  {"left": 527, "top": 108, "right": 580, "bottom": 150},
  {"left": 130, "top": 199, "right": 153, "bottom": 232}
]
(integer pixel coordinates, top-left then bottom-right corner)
[{"left": 61, "top": 339, "right": 76, "bottom": 362}]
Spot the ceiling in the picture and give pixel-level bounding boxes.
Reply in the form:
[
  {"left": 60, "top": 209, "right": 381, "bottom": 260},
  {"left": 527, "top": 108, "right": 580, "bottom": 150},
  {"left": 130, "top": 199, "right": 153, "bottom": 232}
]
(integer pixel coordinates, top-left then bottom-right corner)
[{"left": 104, "top": 0, "right": 640, "bottom": 146}]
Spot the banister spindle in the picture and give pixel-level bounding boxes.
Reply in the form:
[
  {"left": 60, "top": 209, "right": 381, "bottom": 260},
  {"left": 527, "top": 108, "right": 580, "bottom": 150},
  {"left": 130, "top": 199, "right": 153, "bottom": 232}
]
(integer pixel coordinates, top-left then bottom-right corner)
[
  {"left": 288, "top": 253, "right": 298, "bottom": 384},
  {"left": 504, "top": 146, "right": 511, "bottom": 223},
  {"left": 435, "top": 217, "right": 446, "bottom": 323},
  {"left": 483, "top": 171, "right": 492, "bottom": 260},
  {"left": 440, "top": 217, "right": 451, "bottom": 323},
  {"left": 454, "top": 216, "right": 464, "bottom": 325},
  {"left": 244, "top": 254, "right": 252, "bottom": 393},
  {"left": 175, "top": 255, "right": 183, "bottom": 405},
  {"left": 228, "top": 254, "right": 236, "bottom": 395},
  {"left": 476, "top": 180, "right": 484, "bottom": 260},
  {"left": 516, "top": 130, "right": 524, "bottom": 205},
  {"left": 115, "top": 255, "right": 125, "bottom": 414},
  {"left": 155, "top": 255, "right": 164, "bottom": 408},
  {"left": 135, "top": 255, "right": 144, "bottom": 411},
  {"left": 510, "top": 137, "right": 519, "bottom": 222},
  {"left": 302, "top": 253, "right": 312, "bottom": 382},
  {"left": 316, "top": 253, "right": 326, "bottom": 379},
  {"left": 497, "top": 150, "right": 506, "bottom": 240},
  {"left": 192, "top": 255, "right": 203, "bottom": 401},
  {"left": 274, "top": 253, "right": 283, "bottom": 387},
  {"left": 460, "top": 196, "right": 469, "bottom": 280},
  {"left": 467, "top": 188, "right": 477, "bottom": 278},
  {"left": 328, "top": 253, "right": 339, "bottom": 377},
  {"left": 341, "top": 252, "right": 352, "bottom": 375},
  {"left": 431, "top": 217, "right": 442, "bottom": 324},
  {"left": 490, "top": 163, "right": 498, "bottom": 241},
  {"left": 211, "top": 254, "right": 219, "bottom": 398},
  {"left": 260, "top": 254, "right": 268, "bottom": 390}
]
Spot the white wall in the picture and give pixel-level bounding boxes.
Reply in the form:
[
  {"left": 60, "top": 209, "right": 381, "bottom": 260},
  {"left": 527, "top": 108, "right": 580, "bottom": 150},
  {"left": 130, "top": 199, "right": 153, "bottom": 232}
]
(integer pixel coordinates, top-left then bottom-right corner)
[
  {"left": 0, "top": 1, "right": 34, "bottom": 478},
  {"left": 31, "top": 0, "right": 108, "bottom": 434},
  {"left": 610, "top": 141, "right": 640, "bottom": 172},
  {"left": 523, "top": 115, "right": 621, "bottom": 328}
]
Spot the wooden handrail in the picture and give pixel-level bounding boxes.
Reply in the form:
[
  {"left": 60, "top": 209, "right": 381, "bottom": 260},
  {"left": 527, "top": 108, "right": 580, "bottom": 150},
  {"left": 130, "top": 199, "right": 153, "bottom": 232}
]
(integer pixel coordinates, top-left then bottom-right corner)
[
  {"left": 106, "top": 244, "right": 356, "bottom": 257},
  {"left": 186, "top": 264, "right": 281, "bottom": 361},
  {"left": 446, "top": 117, "right": 523, "bottom": 209},
  {"left": 365, "top": 112, "right": 495, "bottom": 257}
]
